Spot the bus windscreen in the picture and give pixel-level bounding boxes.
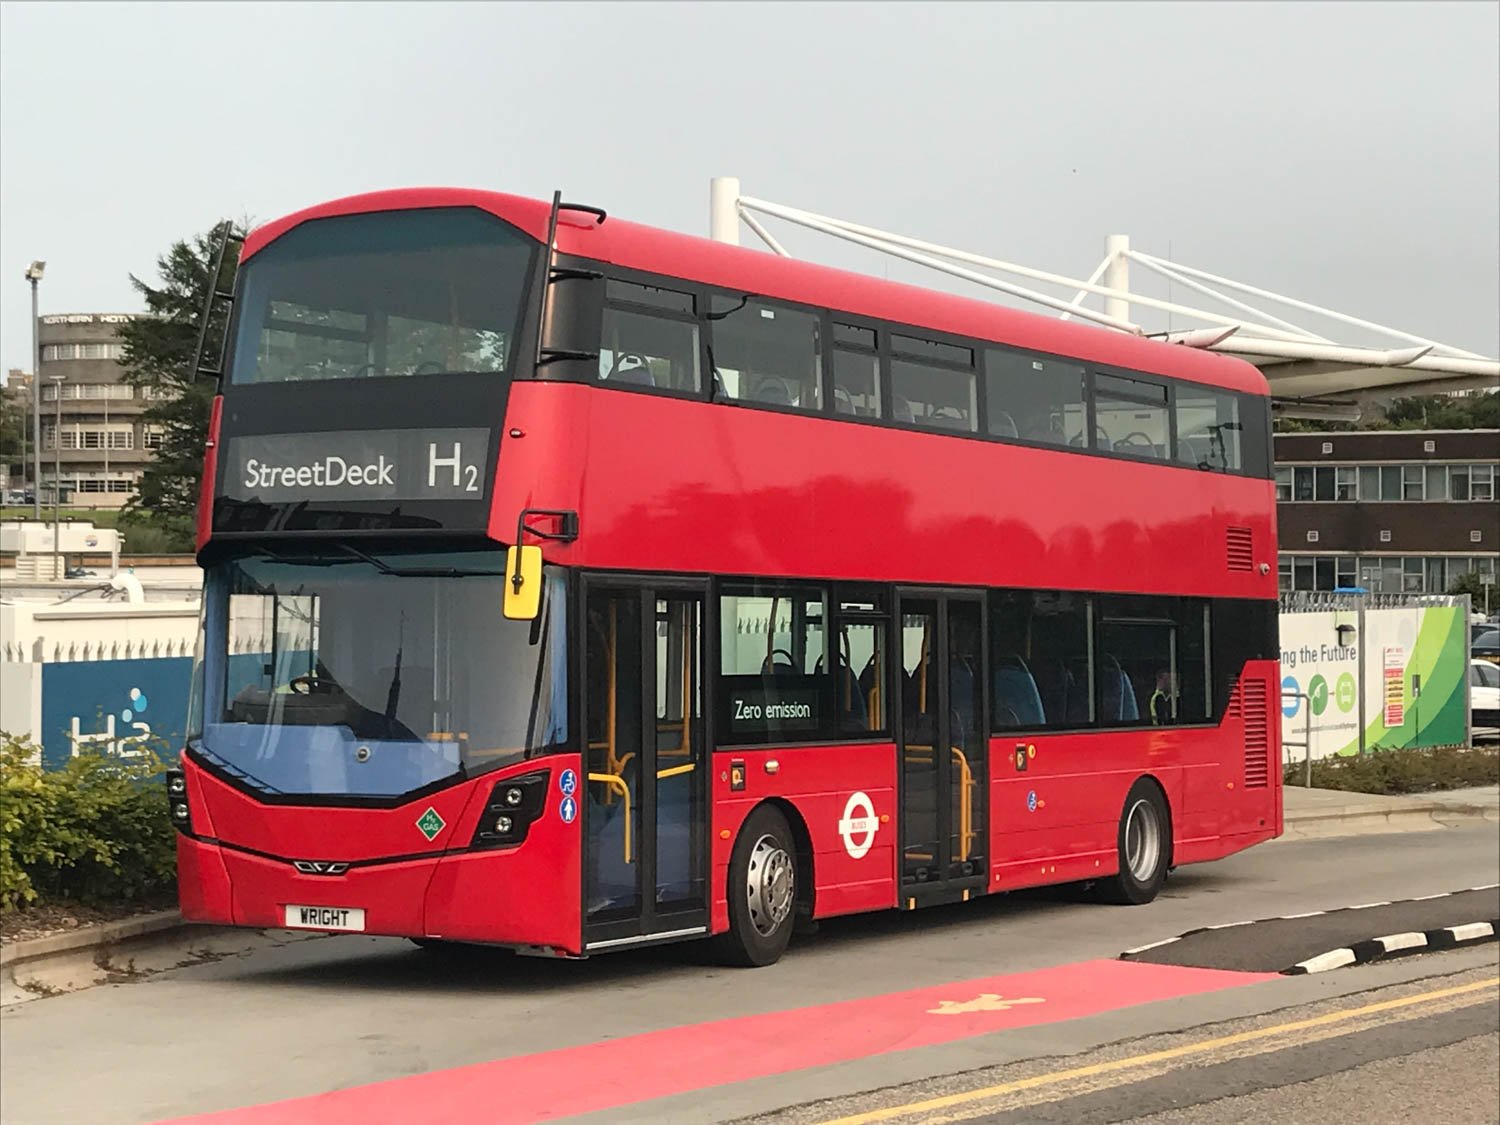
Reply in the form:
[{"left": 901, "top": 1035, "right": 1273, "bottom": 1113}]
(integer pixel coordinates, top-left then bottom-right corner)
[{"left": 189, "top": 550, "right": 567, "bottom": 798}]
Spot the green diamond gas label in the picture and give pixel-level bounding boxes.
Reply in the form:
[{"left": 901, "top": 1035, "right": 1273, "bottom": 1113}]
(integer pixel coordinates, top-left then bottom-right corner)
[{"left": 416, "top": 807, "right": 446, "bottom": 842}]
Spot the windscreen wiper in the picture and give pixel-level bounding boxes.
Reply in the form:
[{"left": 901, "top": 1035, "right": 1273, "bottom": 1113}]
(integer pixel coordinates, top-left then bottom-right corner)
[{"left": 332, "top": 543, "right": 508, "bottom": 579}]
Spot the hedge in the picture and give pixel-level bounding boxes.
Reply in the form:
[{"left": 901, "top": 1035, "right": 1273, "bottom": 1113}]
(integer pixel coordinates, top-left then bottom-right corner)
[
  {"left": 0, "top": 733, "right": 177, "bottom": 910},
  {"left": 1284, "top": 744, "right": 1500, "bottom": 796}
]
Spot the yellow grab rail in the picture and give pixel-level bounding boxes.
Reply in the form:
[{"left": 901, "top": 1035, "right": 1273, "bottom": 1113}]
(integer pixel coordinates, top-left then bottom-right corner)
[
  {"left": 587, "top": 773, "right": 632, "bottom": 863},
  {"left": 902, "top": 743, "right": 976, "bottom": 862}
]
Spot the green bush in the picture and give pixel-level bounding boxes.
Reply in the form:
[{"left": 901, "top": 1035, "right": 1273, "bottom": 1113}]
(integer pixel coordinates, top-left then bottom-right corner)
[
  {"left": 1285, "top": 745, "right": 1500, "bottom": 795},
  {"left": 0, "top": 733, "right": 177, "bottom": 910}
]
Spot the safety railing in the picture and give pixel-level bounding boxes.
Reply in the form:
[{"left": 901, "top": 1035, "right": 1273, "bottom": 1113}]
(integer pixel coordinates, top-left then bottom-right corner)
[{"left": 1280, "top": 690, "right": 1313, "bottom": 787}]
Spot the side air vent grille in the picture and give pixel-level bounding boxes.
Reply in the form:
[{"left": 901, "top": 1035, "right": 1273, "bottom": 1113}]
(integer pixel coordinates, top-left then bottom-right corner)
[
  {"left": 1225, "top": 676, "right": 1242, "bottom": 721},
  {"left": 1242, "top": 678, "right": 1270, "bottom": 789},
  {"left": 1226, "top": 526, "right": 1254, "bottom": 572}
]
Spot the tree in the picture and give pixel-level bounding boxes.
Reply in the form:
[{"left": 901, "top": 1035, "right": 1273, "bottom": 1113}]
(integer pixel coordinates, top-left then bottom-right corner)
[
  {"left": 1275, "top": 390, "right": 1499, "bottom": 433},
  {"left": 1, "top": 388, "right": 28, "bottom": 487},
  {"left": 1448, "top": 570, "right": 1496, "bottom": 614},
  {"left": 117, "top": 222, "right": 242, "bottom": 545}
]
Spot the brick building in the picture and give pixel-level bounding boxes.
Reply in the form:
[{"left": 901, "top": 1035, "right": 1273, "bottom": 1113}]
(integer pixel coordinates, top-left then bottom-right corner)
[{"left": 1275, "top": 429, "right": 1499, "bottom": 597}]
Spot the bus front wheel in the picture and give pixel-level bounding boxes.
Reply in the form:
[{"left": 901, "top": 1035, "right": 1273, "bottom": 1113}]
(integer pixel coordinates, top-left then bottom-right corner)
[
  {"left": 713, "top": 804, "right": 797, "bottom": 967},
  {"left": 1099, "top": 780, "right": 1170, "bottom": 905}
]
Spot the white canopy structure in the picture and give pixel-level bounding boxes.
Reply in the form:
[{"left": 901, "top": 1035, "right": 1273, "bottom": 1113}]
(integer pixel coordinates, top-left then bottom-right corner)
[{"left": 707, "top": 178, "right": 1499, "bottom": 421}]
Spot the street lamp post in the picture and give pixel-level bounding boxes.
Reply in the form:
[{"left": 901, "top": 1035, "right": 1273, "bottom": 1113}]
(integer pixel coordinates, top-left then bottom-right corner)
[
  {"left": 51, "top": 374, "right": 64, "bottom": 580},
  {"left": 25, "top": 260, "right": 45, "bottom": 517}
]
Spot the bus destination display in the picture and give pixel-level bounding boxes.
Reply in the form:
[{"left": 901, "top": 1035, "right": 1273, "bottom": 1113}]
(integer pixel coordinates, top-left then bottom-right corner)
[{"left": 223, "top": 427, "right": 491, "bottom": 503}]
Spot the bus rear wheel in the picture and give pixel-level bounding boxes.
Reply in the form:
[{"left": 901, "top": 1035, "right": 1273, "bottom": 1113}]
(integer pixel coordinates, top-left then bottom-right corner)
[
  {"left": 1099, "top": 780, "right": 1170, "bottom": 905},
  {"left": 713, "top": 804, "right": 797, "bottom": 967}
]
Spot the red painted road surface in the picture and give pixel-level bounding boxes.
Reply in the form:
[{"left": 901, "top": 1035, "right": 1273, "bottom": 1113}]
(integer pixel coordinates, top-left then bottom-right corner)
[{"left": 162, "top": 959, "right": 1276, "bottom": 1124}]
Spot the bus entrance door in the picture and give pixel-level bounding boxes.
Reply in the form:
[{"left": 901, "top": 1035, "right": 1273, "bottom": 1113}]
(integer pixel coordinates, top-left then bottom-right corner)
[
  {"left": 582, "top": 580, "right": 709, "bottom": 951},
  {"left": 895, "top": 591, "right": 988, "bottom": 905}
]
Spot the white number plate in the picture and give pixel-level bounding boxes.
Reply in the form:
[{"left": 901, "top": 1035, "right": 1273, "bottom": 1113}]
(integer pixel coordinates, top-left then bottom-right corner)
[{"left": 284, "top": 904, "right": 366, "bottom": 932}]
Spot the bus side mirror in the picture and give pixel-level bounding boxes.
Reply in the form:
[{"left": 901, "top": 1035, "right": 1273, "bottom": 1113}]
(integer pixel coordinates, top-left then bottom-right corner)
[{"left": 503, "top": 545, "right": 543, "bottom": 621}]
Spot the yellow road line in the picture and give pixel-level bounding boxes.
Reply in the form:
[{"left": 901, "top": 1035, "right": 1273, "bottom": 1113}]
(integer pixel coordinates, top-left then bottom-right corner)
[{"left": 818, "top": 977, "right": 1499, "bottom": 1125}]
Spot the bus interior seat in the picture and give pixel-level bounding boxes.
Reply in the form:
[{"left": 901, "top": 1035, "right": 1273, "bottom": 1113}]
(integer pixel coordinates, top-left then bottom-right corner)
[
  {"left": 607, "top": 354, "right": 655, "bottom": 386},
  {"left": 1119, "top": 668, "right": 1140, "bottom": 720},
  {"left": 892, "top": 395, "right": 915, "bottom": 423},
  {"left": 1099, "top": 654, "right": 1139, "bottom": 721},
  {"left": 992, "top": 655, "right": 1045, "bottom": 728},
  {"left": 1031, "top": 658, "right": 1070, "bottom": 725},
  {"left": 990, "top": 411, "right": 1018, "bottom": 439},
  {"left": 1065, "top": 660, "right": 1092, "bottom": 722},
  {"left": 820, "top": 654, "right": 869, "bottom": 730},
  {"left": 949, "top": 656, "right": 976, "bottom": 735},
  {"left": 751, "top": 378, "right": 793, "bottom": 405},
  {"left": 654, "top": 767, "right": 694, "bottom": 902},
  {"left": 840, "top": 662, "right": 869, "bottom": 730}
]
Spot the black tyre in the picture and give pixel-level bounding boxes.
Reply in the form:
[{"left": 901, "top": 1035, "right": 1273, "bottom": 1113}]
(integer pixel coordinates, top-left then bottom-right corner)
[
  {"left": 1098, "top": 780, "right": 1170, "bottom": 905},
  {"left": 712, "top": 804, "right": 797, "bottom": 967}
]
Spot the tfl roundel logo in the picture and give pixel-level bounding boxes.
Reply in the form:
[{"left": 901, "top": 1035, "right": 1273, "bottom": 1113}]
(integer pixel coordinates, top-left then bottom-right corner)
[{"left": 838, "top": 792, "right": 879, "bottom": 859}]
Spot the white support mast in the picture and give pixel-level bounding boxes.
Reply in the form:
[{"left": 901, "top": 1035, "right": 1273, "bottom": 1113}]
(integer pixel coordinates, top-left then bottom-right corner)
[{"left": 704, "top": 176, "right": 1499, "bottom": 404}]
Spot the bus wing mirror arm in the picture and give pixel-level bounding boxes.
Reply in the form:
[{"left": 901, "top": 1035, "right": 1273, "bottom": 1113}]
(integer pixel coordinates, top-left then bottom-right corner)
[{"left": 503, "top": 509, "right": 579, "bottom": 621}]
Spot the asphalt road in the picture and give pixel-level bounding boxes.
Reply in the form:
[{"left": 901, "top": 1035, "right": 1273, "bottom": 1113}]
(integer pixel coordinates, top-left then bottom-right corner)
[
  {"left": 1, "top": 826, "right": 1497, "bottom": 1125},
  {"left": 743, "top": 960, "right": 1500, "bottom": 1125}
]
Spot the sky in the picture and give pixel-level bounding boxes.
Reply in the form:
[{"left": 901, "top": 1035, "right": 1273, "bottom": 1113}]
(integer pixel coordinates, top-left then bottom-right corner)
[{"left": 1, "top": 1, "right": 1497, "bottom": 380}]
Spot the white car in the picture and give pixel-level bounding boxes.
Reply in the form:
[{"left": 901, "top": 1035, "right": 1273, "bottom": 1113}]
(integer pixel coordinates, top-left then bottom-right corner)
[{"left": 1471, "top": 659, "right": 1500, "bottom": 733}]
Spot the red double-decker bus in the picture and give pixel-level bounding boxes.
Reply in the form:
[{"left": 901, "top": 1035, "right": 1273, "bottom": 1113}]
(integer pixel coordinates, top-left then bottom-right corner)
[{"left": 170, "top": 187, "right": 1281, "bottom": 966}]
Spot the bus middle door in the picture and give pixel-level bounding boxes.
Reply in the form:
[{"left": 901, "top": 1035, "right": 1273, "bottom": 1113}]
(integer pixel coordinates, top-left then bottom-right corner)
[
  {"left": 582, "top": 579, "right": 709, "bottom": 952},
  {"left": 896, "top": 590, "right": 988, "bottom": 906}
]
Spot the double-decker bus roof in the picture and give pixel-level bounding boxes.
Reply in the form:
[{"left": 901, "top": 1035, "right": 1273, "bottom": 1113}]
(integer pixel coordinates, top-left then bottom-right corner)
[{"left": 243, "top": 187, "right": 1269, "bottom": 397}]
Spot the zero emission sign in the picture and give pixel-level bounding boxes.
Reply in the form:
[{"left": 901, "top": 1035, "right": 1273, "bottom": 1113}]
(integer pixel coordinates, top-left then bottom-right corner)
[{"left": 224, "top": 428, "right": 490, "bottom": 503}]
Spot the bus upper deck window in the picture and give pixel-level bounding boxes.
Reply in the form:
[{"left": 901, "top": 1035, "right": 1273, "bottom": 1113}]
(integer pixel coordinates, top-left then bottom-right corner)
[
  {"left": 708, "top": 297, "right": 822, "bottom": 412},
  {"left": 228, "top": 208, "right": 532, "bottom": 385}
]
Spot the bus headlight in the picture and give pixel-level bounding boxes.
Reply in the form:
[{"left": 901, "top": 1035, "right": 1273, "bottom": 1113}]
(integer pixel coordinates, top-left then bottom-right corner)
[
  {"left": 471, "top": 771, "right": 550, "bottom": 849},
  {"left": 166, "top": 769, "right": 192, "bottom": 834}
]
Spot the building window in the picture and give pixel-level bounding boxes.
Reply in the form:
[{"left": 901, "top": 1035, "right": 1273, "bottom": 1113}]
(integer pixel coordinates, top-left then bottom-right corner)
[
  {"left": 1359, "top": 465, "right": 1381, "bottom": 501},
  {"left": 1275, "top": 467, "right": 1292, "bottom": 502},
  {"left": 41, "top": 342, "right": 125, "bottom": 362},
  {"left": 1336, "top": 466, "right": 1358, "bottom": 500},
  {"left": 1402, "top": 465, "right": 1425, "bottom": 501},
  {"left": 143, "top": 427, "right": 165, "bottom": 450},
  {"left": 1293, "top": 466, "right": 1314, "bottom": 501},
  {"left": 1470, "top": 465, "right": 1495, "bottom": 502},
  {"left": 1425, "top": 464, "right": 1448, "bottom": 501}
]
